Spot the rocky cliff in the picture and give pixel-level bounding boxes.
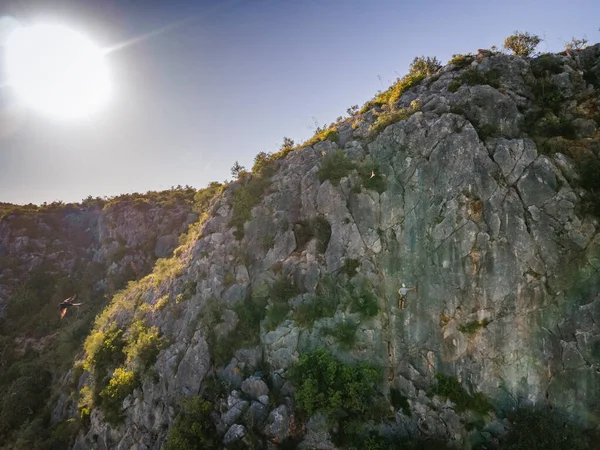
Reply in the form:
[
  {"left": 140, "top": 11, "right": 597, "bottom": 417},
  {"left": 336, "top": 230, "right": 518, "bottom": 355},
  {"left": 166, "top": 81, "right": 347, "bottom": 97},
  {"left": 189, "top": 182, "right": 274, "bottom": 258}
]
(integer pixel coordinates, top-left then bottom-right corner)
[{"left": 3, "top": 43, "right": 600, "bottom": 450}]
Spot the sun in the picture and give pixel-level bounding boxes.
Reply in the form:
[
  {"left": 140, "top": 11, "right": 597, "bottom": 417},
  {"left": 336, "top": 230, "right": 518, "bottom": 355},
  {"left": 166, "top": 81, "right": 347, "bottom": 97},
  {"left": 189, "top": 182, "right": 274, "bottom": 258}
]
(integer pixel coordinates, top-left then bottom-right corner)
[{"left": 4, "top": 23, "right": 111, "bottom": 120}]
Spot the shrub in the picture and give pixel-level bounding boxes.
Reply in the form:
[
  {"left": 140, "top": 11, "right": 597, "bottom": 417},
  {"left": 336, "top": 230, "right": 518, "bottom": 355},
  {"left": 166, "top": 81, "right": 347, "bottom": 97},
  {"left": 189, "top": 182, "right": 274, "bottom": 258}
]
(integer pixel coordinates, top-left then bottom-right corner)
[
  {"left": 264, "top": 277, "right": 301, "bottom": 331},
  {"left": 165, "top": 397, "right": 218, "bottom": 450},
  {"left": 193, "top": 182, "right": 223, "bottom": 213},
  {"left": 318, "top": 149, "right": 356, "bottom": 186},
  {"left": 564, "top": 37, "right": 588, "bottom": 53},
  {"left": 324, "top": 319, "right": 359, "bottom": 349},
  {"left": 390, "top": 387, "right": 412, "bottom": 416},
  {"left": 504, "top": 31, "right": 541, "bottom": 57},
  {"left": 99, "top": 367, "right": 137, "bottom": 425},
  {"left": 125, "top": 320, "right": 163, "bottom": 371},
  {"left": 449, "top": 67, "right": 500, "bottom": 92},
  {"left": 362, "top": 73, "right": 425, "bottom": 113},
  {"left": 357, "top": 160, "right": 386, "bottom": 193},
  {"left": 531, "top": 54, "right": 564, "bottom": 78},
  {"left": 430, "top": 373, "right": 492, "bottom": 415},
  {"left": 294, "top": 276, "right": 342, "bottom": 328},
  {"left": 289, "top": 348, "right": 381, "bottom": 419},
  {"left": 303, "top": 125, "right": 340, "bottom": 148},
  {"left": 458, "top": 318, "right": 491, "bottom": 334},
  {"left": 502, "top": 407, "right": 593, "bottom": 450},
  {"left": 84, "top": 322, "right": 126, "bottom": 383},
  {"left": 341, "top": 258, "right": 360, "bottom": 277},
  {"left": 409, "top": 56, "right": 442, "bottom": 77},
  {"left": 348, "top": 284, "right": 379, "bottom": 319},
  {"left": 230, "top": 161, "right": 246, "bottom": 178},
  {"left": 448, "top": 53, "right": 474, "bottom": 69},
  {"left": 475, "top": 123, "right": 501, "bottom": 141},
  {"left": 229, "top": 173, "right": 271, "bottom": 239},
  {"left": 369, "top": 100, "right": 421, "bottom": 134}
]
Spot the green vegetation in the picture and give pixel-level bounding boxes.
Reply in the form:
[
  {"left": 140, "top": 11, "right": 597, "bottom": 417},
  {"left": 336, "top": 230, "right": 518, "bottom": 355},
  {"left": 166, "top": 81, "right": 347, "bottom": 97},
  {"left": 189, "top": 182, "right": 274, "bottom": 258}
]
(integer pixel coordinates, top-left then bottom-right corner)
[
  {"left": 577, "top": 156, "right": 600, "bottom": 216},
  {"left": 475, "top": 123, "right": 501, "bottom": 141},
  {"left": 209, "top": 277, "right": 301, "bottom": 365},
  {"left": 504, "top": 31, "right": 542, "bottom": 57},
  {"left": 304, "top": 125, "right": 340, "bottom": 147},
  {"left": 448, "top": 53, "right": 474, "bottom": 69},
  {"left": 324, "top": 319, "right": 360, "bottom": 349},
  {"left": 293, "top": 216, "right": 332, "bottom": 253},
  {"left": 369, "top": 100, "right": 421, "bottom": 134},
  {"left": 99, "top": 367, "right": 138, "bottom": 425},
  {"left": 564, "top": 37, "right": 588, "bottom": 53},
  {"left": 294, "top": 276, "right": 342, "bottom": 328},
  {"left": 348, "top": 283, "right": 379, "bottom": 319},
  {"left": 448, "top": 67, "right": 501, "bottom": 92},
  {"left": 124, "top": 320, "right": 164, "bottom": 371},
  {"left": 458, "top": 318, "right": 491, "bottom": 334},
  {"left": 192, "top": 181, "right": 223, "bottom": 213},
  {"left": 229, "top": 171, "right": 272, "bottom": 239},
  {"left": 165, "top": 397, "right": 218, "bottom": 450},
  {"left": 261, "top": 233, "right": 276, "bottom": 250},
  {"left": 356, "top": 160, "right": 386, "bottom": 194},
  {"left": 408, "top": 56, "right": 442, "bottom": 77},
  {"left": 341, "top": 258, "right": 360, "bottom": 277},
  {"left": 318, "top": 149, "right": 356, "bottom": 186},
  {"left": 502, "top": 407, "right": 599, "bottom": 450},
  {"left": 290, "top": 348, "right": 381, "bottom": 419},
  {"left": 176, "top": 280, "right": 197, "bottom": 303},
  {"left": 264, "top": 277, "right": 301, "bottom": 331},
  {"left": 390, "top": 387, "right": 412, "bottom": 416},
  {"left": 430, "top": 373, "right": 492, "bottom": 415}
]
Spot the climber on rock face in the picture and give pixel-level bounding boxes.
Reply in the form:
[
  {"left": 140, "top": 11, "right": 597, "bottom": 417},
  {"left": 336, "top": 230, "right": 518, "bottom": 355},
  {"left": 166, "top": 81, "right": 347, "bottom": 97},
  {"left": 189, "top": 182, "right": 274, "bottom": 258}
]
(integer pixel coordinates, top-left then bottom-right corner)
[
  {"left": 59, "top": 294, "right": 82, "bottom": 319},
  {"left": 398, "top": 283, "right": 416, "bottom": 310}
]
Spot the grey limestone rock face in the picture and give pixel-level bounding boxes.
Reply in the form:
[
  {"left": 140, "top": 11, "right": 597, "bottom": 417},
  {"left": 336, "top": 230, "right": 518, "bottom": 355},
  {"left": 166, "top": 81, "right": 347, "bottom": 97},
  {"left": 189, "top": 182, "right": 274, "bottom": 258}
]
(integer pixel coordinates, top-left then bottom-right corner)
[
  {"left": 223, "top": 424, "right": 247, "bottom": 446},
  {"left": 241, "top": 376, "right": 269, "bottom": 400},
  {"left": 264, "top": 404, "right": 291, "bottom": 442},
  {"left": 69, "top": 48, "right": 600, "bottom": 450}
]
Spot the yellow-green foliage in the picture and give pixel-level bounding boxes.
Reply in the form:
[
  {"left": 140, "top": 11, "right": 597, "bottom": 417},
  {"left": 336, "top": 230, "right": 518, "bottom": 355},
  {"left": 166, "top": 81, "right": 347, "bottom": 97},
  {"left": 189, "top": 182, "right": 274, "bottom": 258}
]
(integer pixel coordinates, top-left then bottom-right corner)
[
  {"left": 369, "top": 100, "right": 421, "bottom": 134},
  {"left": 102, "top": 186, "right": 197, "bottom": 212},
  {"left": 125, "top": 320, "right": 163, "bottom": 371},
  {"left": 193, "top": 182, "right": 223, "bottom": 213},
  {"left": 78, "top": 386, "right": 93, "bottom": 422},
  {"left": 448, "top": 53, "right": 474, "bottom": 69},
  {"left": 83, "top": 322, "right": 125, "bottom": 379},
  {"left": 503, "top": 31, "right": 541, "bottom": 57},
  {"left": 458, "top": 318, "right": 491, "bottom": 334},
  {"left": 99, "top": 367, "right": 137, "bottom": 425},
  {"left": 151, "top": 257, "right": 184, "bottom": 286},
  {"left": 361, "top": 73, "right": 425, "bottom": 113},
  {"left": 302, "top": 125, "right": 340, "bottom": 148},
  {"left": 154, "top": 295, "right": 169, "bottom": 312}
]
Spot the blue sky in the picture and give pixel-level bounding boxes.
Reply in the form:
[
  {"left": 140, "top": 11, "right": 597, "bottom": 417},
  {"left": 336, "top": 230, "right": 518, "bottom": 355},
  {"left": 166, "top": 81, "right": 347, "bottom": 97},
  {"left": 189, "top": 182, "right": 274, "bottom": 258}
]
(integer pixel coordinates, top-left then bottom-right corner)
[{"left": 0, "top": 0, "right": 599, "bottom": 204}]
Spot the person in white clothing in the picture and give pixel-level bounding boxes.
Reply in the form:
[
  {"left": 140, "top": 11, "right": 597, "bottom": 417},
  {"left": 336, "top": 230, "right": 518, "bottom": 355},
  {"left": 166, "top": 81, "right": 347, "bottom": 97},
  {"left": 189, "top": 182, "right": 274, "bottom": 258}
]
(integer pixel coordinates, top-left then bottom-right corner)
[{"left": 398, "top": 283, "right": 416, "bottom": 310}]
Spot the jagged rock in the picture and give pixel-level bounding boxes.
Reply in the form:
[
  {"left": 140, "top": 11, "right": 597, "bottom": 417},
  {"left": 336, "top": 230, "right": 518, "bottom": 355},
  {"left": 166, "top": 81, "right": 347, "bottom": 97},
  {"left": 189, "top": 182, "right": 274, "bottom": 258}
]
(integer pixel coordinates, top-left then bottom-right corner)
[
  {"left": 264, "top": 404, "right": 291, "bottom": 442},
  {"left": 572, "top": 117, "right": 597, "bottom": 138},
  {"left": 298, "top": 413, "right": 335, "bottom": 449},
  {"left": 154, "top": 233, "right": 178, "bottom": 257},
  {"left": 223, "top": 424, "right": 247, "bottom": 446},
  {"left": 221, "top": 399, "right": 249, "bottom": 428},
  {"left": 244, "top": 401, "right": 270, "bottom": 429},
  {"left": 241, "top": 376, "right": 269, "bottom": 400}
]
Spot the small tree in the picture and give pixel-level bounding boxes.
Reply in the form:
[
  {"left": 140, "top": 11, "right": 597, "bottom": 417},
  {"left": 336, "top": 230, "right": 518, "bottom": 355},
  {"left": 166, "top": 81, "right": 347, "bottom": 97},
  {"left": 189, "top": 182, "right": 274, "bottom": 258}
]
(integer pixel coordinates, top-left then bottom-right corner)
[
  {"left": 409, "top": 56, "right": 442, "bottom": 77},
  {"left": 281, "top": 136, "right": 295, "bottom": 151},
  {"left": 230, "top": 161, "right": 245, "bottom": 178},
  {"left": 346, "top": 105, "right": 359, "bottom": 116},
  {"left": 503, "top": 31, "right": 541, "bottom": 57},
  {"left": 252, "top": 151, "right": 272, "bottom": 173},
  {"left": 565, "top": 37, "right": 588, "bottom": 53}
]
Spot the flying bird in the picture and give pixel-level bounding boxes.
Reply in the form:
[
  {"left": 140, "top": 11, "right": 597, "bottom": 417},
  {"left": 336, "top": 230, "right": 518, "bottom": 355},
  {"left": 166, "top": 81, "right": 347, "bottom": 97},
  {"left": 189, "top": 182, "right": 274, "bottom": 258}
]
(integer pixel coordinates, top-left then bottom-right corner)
[
  {"left": 370, "top": 171, "right": 375, "bottom": 178},
  {"left": 59, "top": 295, "right": 82, "bottom": 319}
]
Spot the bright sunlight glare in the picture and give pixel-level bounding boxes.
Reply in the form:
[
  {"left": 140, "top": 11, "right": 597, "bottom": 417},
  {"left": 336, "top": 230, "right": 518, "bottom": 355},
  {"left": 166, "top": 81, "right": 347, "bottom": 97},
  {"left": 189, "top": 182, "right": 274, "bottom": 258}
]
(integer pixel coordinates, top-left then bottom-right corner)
[{"left": 4, "top": 23, "right": 111, "bottom": 120}]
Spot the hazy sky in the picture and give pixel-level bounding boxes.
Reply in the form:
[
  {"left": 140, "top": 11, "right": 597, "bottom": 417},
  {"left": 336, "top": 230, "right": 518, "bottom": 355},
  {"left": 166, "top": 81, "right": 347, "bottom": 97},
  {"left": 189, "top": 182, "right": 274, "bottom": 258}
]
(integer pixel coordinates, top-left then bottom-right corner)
[{"left": 0, "top": 0, "right": 599, "bottom": 205}]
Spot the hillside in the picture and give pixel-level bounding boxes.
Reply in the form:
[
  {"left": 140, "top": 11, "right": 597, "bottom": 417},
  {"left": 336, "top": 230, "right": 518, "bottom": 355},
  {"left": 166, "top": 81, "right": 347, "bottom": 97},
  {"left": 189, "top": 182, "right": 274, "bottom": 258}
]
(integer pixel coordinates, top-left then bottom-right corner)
[{"left": 2, "top": 36, "right": 600, "bottom": 449}]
